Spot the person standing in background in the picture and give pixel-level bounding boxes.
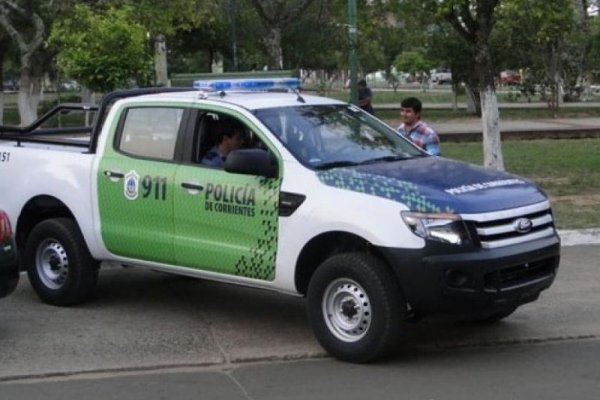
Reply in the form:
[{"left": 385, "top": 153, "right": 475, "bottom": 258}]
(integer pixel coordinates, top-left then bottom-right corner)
[
  {"left": 358, "top": 79, "right": 374, "bottom": 115},
  {"left": 397, "top": 97, "right": 441, "bottom": 156}
]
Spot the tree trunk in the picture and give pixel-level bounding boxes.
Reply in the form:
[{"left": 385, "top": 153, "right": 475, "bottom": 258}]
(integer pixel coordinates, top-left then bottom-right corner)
[
  {"left": 0, "top": 64, "right": 3, "bottom": 124},
  {"left": 480, "top": 86, "right": 504, "bottom": 171},
  {"left": 17, "top": 70, "right": 36, "bottom": 126},
  {"left": 211, "top": 52, "right": 224, "bottom": 73},
  {"left": 29, "top": 75, "right": 42, "bottom": 115},
  {"left": 0, "top": 91, "right": 4, "bottom": 125},
  {"left": 451, "top": 82, "right": 459, "bottom": 112},
  {"left": 264, "top": 27, "right": 283, "bottom": 70},
  {"left": 465, "top": 84, "right": 481, "bottom": 115},
  {"left": 154, "top": 34, "right": 168, "bottom": 86}
]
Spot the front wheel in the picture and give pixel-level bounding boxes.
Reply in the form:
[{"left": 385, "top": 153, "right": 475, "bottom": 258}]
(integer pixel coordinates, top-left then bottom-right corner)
[
  {"left": 307, "top": 252, "right": 406, "bottom": 362},
  {"left": 25, "top": 218, "right": 99, "bottom": 306}
]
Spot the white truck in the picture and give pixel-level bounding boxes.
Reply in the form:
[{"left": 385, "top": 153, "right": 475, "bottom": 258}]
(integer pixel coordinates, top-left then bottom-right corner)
[
  {"left": 0, "top": 80, "right": 560, "bottom": 362},
  {"left": 430, "top": 69, "right": 452, "bottom": 85}
]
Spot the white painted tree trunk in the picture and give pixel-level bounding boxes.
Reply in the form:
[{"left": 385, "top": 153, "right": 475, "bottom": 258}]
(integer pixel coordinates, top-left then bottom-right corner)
[
  {"left": 211, "top": 53, "right": 224, "bottom": 73},
  {"left": 154, "top": 34, "right": 168, "bottom": 86},
  {"left": 29, "top": 75, "right": 42, "bottom": 116},
  {"left": 17, "top": 72, "right": 36, "bottom": 126},
  {"left": 0, "top": 92, "right": 4, "bottom": 124},
  {"left": 480, "top": 86, "right": 504, "bottom": 171},
  {"left": 265, "top": 28, "right": 283, "bottom": 70}
]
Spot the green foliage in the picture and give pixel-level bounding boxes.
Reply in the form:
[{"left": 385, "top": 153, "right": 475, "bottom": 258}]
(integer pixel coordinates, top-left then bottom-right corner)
[
  {"left": 116, "top": 0, "right": 213, "bottom": 37},
  {"left": 394, "top": 51, "right": 432, "bottom": 76},
  {"left": 47, "top": 5, "right": 153, "bottom": 92}
]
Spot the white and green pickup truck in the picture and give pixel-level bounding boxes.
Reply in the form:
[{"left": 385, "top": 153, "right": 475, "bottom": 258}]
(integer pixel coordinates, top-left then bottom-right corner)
[{"left": 0, "top": 80, "right": 560, "bottom": 362}]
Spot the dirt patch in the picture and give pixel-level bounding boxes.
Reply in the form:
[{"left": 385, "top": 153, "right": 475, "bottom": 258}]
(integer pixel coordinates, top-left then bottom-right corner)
[
  {"left": 550, "top": 194, "right": 600, "bottom": 206},
  {"left": 534, "top": 177, "right": 572, "bottom": 185}
]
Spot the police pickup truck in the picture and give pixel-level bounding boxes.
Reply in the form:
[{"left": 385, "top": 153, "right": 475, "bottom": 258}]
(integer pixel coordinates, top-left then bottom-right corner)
[{"left": 0, "top": 79, "right": 560, "bottom": 362}]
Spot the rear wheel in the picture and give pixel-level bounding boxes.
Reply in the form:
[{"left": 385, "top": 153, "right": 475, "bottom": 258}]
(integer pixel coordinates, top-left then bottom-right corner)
[
  {"left": 25, "top": 218, "right": 99, "bottom": 306},
  {"left": 307, "top": 252, "right": 406, "bottom": 362}
]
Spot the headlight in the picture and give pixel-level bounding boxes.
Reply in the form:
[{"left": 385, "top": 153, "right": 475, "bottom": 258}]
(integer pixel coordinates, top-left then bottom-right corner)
[{"left": 401, "top": 212, "right": 470, "bottom": 245}]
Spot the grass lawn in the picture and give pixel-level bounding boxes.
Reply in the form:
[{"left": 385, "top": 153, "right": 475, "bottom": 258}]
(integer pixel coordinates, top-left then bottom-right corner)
[
  {"left": 376, "top": 107, "right": 600, "bottom": 122},
  {"left": 442, "top": 139, "right": 600, "bottom": 230}
]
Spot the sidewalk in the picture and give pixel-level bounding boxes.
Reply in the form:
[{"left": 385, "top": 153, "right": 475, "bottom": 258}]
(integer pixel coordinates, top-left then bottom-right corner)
[
  {"left": 434, "top": 117, "right": 600, "bottom": 141},
  {"left": 377, "top": 102, "right": 600, "bottom": 141}
]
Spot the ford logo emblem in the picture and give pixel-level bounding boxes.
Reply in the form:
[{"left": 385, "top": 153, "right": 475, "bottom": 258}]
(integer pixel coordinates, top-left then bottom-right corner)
[{"left": 514, "top": 217, "right": 533, "bottom": 234}]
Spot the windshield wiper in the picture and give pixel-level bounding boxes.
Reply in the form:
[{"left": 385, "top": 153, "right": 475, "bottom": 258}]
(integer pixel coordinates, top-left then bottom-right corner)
[
  {"left": 358, "top": 155, "right": 414, "bottom": 165},
  {"left": 313, "top": 160, "right": 361, "bottom": 170}
]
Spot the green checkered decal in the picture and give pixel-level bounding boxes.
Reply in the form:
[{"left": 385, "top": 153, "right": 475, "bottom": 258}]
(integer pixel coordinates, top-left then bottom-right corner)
[
  {"left": 317, "top": 169, "right": 453, "bottom": 213},
  {"left": 233, "top": 177, "right": 280, "bottom": 280}
]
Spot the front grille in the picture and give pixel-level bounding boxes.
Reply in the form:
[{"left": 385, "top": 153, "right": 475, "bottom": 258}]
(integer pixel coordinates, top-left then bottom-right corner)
[{"left": 461, "top": 201, "right": 556, "bottom": 249}]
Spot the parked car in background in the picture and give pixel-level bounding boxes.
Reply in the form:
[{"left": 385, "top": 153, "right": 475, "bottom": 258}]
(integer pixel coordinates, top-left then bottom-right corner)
[
  {"left": 499, "top": 70, "right": 522, "bottom": 86},
  {"left": 430, "top": 69, "right": 452, "bottom": 85},
  {"left": 60, "top": 80, "right": 81, "bottom": 91},
  {"left": 0, "top": 210, "right": 19, "bottom": 298},
  {"left": 2, "top": 79, "right": 19, "bottom": 91}
]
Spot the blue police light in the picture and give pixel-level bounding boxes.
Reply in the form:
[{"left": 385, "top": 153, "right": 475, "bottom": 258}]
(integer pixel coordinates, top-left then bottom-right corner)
[{"left": 193, "top": 77, "right": 301, "bottom": 91}]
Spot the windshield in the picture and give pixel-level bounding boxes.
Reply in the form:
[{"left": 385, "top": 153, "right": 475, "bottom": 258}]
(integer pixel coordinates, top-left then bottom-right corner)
[{"left": 254, "top": 104, "right": 425, "bottom": 169}]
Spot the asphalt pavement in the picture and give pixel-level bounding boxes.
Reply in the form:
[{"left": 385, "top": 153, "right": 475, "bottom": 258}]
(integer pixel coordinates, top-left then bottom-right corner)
[
  {"left": 0, "top": 243, "right": 598, "bottom": 383},
  {"left": 1, "top": 340, "right": 599, "bottom": 400}
]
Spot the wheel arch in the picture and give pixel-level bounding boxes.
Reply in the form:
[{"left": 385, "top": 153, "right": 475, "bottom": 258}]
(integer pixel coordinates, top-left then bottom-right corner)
[
  {"left": 294, "top": 231, "right": 395, "bottom": 296},
  {"left": 16, "top": 195, "right": 76, "bottom": 254}
]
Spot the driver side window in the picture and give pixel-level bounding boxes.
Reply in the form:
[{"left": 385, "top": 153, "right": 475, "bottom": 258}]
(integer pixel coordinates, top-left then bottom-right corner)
[{"left": 192, "top": 112, "right": 271, "bottom": 168}]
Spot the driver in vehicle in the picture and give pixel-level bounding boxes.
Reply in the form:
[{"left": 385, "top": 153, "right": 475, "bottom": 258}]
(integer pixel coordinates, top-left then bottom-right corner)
[{"left": 201, "top": 119, "right": 245, "bottom": 167}]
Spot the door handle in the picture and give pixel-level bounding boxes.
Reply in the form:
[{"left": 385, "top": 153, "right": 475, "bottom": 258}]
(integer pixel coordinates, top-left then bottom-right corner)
[
  {"left": 181, "top": 182, "right": 204, "bottom": 191},
  {"left": 104, "top": 170, "right": 124, "bottom": 179}
]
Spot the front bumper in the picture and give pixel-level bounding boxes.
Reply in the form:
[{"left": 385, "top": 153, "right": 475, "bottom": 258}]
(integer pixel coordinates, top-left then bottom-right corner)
[{"left": 378, "top": 234, "right": 560, "bottom": 316}]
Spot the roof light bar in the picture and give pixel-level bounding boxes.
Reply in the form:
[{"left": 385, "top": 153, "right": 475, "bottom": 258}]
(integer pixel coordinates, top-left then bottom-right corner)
[{"left": 193, "top": 77, "right": 301, "bottom": 91}]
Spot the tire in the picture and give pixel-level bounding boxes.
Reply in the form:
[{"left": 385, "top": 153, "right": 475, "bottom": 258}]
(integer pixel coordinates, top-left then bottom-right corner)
[
  {"left": 25, "top": 218, "right": 99, "bottom": 306},
  {"left": 307, "top": 252, "right": 406, "bottom": 363}
]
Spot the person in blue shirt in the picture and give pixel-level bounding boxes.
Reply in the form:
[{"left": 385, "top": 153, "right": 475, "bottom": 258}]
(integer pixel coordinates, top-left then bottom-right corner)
[
  {"left": 358, "top": 79, "right": 374, "bottom": 115},
  {"left": 396, "top": 97, "right": 441, "bottom": 156},
  {"left": 202, "top": 121, "right": 245, "bottom": 167}
]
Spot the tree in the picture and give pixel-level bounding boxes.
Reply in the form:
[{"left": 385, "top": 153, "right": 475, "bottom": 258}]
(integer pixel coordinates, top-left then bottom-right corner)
[
  {"left": 48, "top": 5, "right": 153, "bottom": 95},
  {"left": 394, "top": 50, "right": 432, "bottom": 89},
  {"left": 248, "top": 0, "right": 317, "bottom": 69},
  {"left": 0, "top": 0, "right": 45, "bottom": 125},
  {"left": 496, "top": 0, "right": 576, "bottom": 115},
  {"left": 433, "top": 0, "right": 505, "bottom": 170},
  {"left": 426, "top": 23, "right": 480, "bottom": 113},
  {"left": 117, "top": 0, "right": 214, "bottom": 84},
  {"left": 0, "top": 29, "right": 13, "bottom": 124}
]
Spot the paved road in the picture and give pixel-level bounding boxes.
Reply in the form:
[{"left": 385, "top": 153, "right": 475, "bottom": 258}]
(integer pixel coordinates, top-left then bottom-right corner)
[
  {"left": 0, "top": 245, "right": 598, "bottom": 384},
  {"left": 1, "top": 339, "right": 598, "bottom": 400}
]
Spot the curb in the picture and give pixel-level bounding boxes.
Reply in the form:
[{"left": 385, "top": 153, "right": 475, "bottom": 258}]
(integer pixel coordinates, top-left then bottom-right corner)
[{"left": 557, "top": 228, "right": 600, "bottom": 246}]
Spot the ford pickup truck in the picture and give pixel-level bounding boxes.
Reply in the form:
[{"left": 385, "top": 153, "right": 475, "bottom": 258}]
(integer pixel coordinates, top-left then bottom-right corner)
[{"left": 0, "top": 79, "right": 560, "bottom": 362}]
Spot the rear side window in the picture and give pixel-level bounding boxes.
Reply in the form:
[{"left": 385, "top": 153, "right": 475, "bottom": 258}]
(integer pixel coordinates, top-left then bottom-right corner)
[{"left": 118, "top": 107, "right": 184, "bottom": 160}]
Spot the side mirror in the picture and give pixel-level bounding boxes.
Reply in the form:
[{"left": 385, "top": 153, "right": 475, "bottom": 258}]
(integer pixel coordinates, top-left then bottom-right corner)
[{"left": 224, "top": 148, "right": 278, "bottom": 178}]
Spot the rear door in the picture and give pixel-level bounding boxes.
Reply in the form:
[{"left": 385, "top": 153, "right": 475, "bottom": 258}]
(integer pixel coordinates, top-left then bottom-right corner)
[{"left": 97, "top": 105, "right": 187, "bottom": 264}]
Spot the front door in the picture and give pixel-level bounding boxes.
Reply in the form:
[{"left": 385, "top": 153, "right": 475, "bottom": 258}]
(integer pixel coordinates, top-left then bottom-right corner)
[{"left": 173, "top": 112, "right": 281, "bottom": 281}]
